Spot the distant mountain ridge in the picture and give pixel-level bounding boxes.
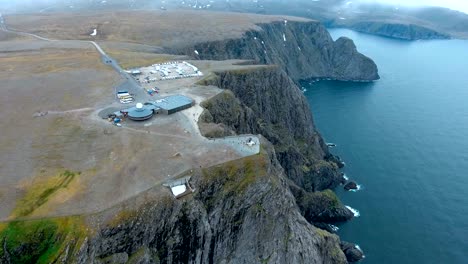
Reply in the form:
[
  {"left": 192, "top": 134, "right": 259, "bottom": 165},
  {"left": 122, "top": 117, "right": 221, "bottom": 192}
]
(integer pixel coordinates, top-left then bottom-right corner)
[{"left": 2, "top": 0, "right": 468, "bottom": 40}]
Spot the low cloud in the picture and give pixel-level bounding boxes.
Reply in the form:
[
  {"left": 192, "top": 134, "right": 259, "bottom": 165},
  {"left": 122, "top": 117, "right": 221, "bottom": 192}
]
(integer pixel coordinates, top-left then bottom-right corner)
[{"left": 351, "top": 0, "right": 468, "bottom": 13}]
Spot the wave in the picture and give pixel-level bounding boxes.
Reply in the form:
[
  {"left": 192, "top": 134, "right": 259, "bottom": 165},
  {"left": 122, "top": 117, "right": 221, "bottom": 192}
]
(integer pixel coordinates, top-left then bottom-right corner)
[
  {"left": 343, "top": 174, "right": 349, "bottom": 181},
  {"left": 349, "top": 184, "right": 362, "bottom": 192},
  {"left": 330, "top": 224, "right": 339, "bottom": 232},
  {"left": 345, "top": 205, "right": 361, "bottom": 217},
  {"left": 354, "top": 244, "right": 365, "bottom": 258},
  {"left": 355, "top": 244, "right": 363, "bottom": 253}
]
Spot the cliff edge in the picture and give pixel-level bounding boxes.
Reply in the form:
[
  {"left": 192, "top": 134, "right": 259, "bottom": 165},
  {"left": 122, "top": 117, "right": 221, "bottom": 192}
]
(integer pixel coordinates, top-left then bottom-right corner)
[
  {"left": 0, "top": 142, "right": 349, "bottom": 264},
  {"left": 178, "top": 21, "right": 379, "bottom": 82},
  {"left": 198, "top": 66, "right": 343, "bottom": 192}
]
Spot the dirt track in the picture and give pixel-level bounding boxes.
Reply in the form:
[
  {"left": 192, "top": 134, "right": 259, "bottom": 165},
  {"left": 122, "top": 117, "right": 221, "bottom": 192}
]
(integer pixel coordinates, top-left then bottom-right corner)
[{"left": 0, "top": 30, "right": 261, "bottom": 220}]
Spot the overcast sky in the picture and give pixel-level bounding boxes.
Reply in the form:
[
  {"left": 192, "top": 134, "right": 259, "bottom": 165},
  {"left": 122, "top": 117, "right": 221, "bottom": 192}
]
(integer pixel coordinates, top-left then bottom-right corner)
[
  {"left": 1, "top": 0, "right": 468, "bottom": 14},
  {"left": 354, "top": 0, "right": 468, "bottom": 13}
]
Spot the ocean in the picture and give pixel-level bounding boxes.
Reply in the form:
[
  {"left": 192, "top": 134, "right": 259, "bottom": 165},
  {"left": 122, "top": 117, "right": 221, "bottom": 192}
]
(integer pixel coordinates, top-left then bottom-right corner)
[{"left": 302, "top": 29, "right": 468, "bottom": 263}]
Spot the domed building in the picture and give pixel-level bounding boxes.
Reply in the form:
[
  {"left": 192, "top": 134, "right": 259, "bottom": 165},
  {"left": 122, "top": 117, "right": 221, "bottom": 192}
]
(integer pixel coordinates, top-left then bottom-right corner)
[{"left": 125, "top": 102, "right": 158, "bottom": 121}]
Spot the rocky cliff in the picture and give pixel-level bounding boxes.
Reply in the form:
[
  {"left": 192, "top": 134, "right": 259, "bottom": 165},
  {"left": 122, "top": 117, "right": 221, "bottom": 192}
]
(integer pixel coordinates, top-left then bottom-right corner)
[
  {"left": 175, "top": 21, "right": 379, "bottom": 82},
  {"left": 198, "top": 66, "right": 343, "bottom": 192},
  {"left": 0, "top": 142, "right": 351, "bottom": 264},
  {"left": 0, "top": 66, "right": 362, "bottom": 264},
  {"left": 86, "top": 144, "right": 348, "bottom": 264},
  {"left": 0, "top": 18, "right": 369, "bottom": 264}
]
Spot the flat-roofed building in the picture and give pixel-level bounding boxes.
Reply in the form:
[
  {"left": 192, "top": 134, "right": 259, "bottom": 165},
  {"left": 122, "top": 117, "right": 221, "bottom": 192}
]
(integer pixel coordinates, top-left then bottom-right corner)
[{"left": 154, "top": 95, "right": 194, "bottom": 115}]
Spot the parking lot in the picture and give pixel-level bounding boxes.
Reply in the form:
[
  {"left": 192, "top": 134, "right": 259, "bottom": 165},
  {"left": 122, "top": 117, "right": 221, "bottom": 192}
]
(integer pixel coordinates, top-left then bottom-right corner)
[{"left": 131, "top": 61, "right": 203, "bottom": 84}]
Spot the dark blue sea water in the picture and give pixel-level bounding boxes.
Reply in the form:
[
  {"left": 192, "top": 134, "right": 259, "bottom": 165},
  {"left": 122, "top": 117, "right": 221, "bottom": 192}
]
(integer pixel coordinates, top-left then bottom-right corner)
[{"left": 302, "top": 29, "right": 468, "bottom": 263}]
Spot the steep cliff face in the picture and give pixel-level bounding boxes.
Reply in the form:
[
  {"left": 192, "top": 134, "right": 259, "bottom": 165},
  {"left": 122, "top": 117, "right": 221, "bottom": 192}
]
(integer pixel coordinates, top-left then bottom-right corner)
[
  {"left": 176, "top": 21, "right": 379, "bottom": 81},
  {"left": 0, "top": 142, "right": 348, "bottom": 264},
  {"left": 85, "top": 146, "right": 346, "bottom": 264},
  {"left": 199, "top": 66, "right": 343, "bottom": 192}
]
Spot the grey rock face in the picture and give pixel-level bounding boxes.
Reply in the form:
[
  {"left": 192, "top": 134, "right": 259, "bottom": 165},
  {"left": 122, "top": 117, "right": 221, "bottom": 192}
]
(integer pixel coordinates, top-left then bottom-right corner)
[
  {"left": 176, "top": 21, "right": 379, "bottom": 81},
  {"left": 340, "top": 241, "right": 365, "bottom": 263},
  {"left": 331, "top": 37, "right": 380, "bottom": 81},
  {"left": 70, "top": 142, "right": 347, "bottom": 264},
  {"left": 199, "top": 66, "right": 342, "bottom": 191}
]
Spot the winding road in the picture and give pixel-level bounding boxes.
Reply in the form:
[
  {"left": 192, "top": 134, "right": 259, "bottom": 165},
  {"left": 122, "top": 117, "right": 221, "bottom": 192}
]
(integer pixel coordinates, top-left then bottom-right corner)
[{"left": 0, "top": 13, "right": 144, "bottom": 99}]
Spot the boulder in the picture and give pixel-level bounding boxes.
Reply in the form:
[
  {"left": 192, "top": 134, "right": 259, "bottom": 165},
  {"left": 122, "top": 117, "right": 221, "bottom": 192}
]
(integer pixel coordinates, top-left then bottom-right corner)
[
  {"left": 344, "top": 181, "right": 358, "bottom": 191},
  {"left": 340, "top": 241, "right": 365, "bottom": 263}
]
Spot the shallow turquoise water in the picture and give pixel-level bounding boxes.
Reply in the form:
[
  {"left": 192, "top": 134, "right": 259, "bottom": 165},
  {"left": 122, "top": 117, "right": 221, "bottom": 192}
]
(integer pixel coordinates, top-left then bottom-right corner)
[{"left": 302, "top": 29, "right": 468, "bottom": 263}]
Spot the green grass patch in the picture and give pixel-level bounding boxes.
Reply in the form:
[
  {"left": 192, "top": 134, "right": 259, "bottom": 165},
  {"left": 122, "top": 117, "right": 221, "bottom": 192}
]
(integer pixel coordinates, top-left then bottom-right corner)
[
  {"left": 198, "top": 148, "right": 271, "bottom": 212},
  {"left": 12, "top": 170, "right": 79, "bottom": 218},
  {"left": 321, "top": 189, "right": 340, "bottom": 208},
  {"left": 201, "top": 154, "right": 268, "bottom": 201},
  {"left": 0, "top": 216, "right": 88, "bottom": 264}
]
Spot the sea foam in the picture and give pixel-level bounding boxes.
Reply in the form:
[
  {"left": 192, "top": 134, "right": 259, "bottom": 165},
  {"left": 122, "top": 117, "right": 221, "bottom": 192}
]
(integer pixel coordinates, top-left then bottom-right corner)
[
  {"left": 350, "top": 184, "right": 362, "bottom": 192},
  {"left": 346, "top": 206, "right": 360, "bottom": 217},
  {"left": 355, "top": 244, "right": 365, "bottom": 258},
  {"left": 355, "top": 244, "right": 363, "bottom": 253}
]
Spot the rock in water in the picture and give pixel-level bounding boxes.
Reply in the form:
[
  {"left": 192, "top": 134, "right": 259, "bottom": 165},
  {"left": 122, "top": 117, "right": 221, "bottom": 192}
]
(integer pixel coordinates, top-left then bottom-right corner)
[
  {"left": 344, "top": 181, "right": 358, "bottom": 191},
  {"left": 340, "top": 241, "right": 365, "bottom": 263}
]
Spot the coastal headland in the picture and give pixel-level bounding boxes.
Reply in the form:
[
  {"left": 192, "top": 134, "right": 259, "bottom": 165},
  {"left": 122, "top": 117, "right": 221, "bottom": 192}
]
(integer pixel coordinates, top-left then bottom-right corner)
[{"left": 0, "top": 10, "right": 377, "bottom": 263}]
